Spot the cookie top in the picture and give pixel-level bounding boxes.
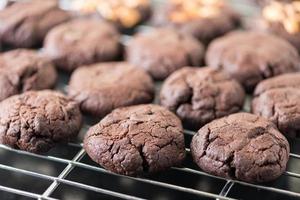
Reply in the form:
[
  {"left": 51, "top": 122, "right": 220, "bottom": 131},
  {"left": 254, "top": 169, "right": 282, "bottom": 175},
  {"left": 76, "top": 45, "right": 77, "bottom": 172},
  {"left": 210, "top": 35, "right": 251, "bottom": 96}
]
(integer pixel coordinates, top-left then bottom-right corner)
[
  {"left": 160, "top": 67, "right": 245, "bottom": 130},
  {"left": 44, "top": 18, "right": 122, "bottom": 71},
  {"left": 126, "top": 28, "right": 205, "bottom": 80},
  {"left": 0, "top": 0, "right": 71, "bottom": 48},
  {"left": 252, "top": 88, "right": 300, "bottom": 137},
  {"left": 71, "top": 0, "right": 151, "bottom": 29},
  {"left": 254, "top": 73, "right": 300, "bottom": 96},
  {"left": 153, "top": 0, "right": 240, "bottom": 44},
  {"left": 0, "top": 90, "right": 82, "bottom": 153},
  {"left": 191, "top": 112, "right": 290, "bottom": 183},
  {"left": 84, "top": 104, "right": 186, "bottom": 176},
  {"left": 68, "top": 62, "right": 155, "bottom": 118},
  {"left": 0, "top": 49, "right": 57, "bottom": 102},
  {"left": 206, "top": 31, "right": 300, "bottom": 92}
]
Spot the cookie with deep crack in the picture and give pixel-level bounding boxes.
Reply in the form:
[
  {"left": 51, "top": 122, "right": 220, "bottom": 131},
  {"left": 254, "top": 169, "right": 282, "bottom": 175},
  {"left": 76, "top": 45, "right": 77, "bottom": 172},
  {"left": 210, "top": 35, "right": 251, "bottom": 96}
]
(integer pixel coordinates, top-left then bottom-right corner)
[
  {"left": 126, "top": 28, "right": 205, "bottom": 80},
  {"left": 252, "top": 73, "right": 300, "bottom": 137},
  {"left": 68, "top": 62, "right": 154, "bottom": 118},
  {"left": 0, "top": 90, "right": 82, "bottom": 153},
  {"left": 44, "top": 18, "right": 122, "bottom": 71},
  {"left": 206, "top": 31, "right": 300, "bottom": 92},
  {"left": 191, "top": 112, "right": 290, "bottom": 183},
  {"left": 84, "top": 104, "right": 186, "bottom": 176},
  {"left": 0, "top": 49, "right": 57, "bottom": 102},
  {"left": 153, "top": 0, "right": 240, "bottom": 45},
  {"left": 0, "top": 0, "right": 71, "bottom": 48},
  {"left": 160, "top": 67, "right": 245, "bottom": 130}
]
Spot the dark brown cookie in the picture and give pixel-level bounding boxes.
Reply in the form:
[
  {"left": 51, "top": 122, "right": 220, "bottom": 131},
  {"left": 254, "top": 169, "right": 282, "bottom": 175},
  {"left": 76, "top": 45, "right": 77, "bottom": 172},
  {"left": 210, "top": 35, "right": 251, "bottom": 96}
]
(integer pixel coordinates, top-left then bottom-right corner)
[
  {"left": 160, "top": 67, "right": 245, "bottom": 130},
  {"left": 153, "top": 0, "right": 240, "bottom": 45},
  {"left": 126, "top": 28, "right": 205, "bottom": 80},
  {"left": 191, "top": 112, "right": 290, "bottom": 183},
  {"left": 254, "top": 73, "right": 300, "bottom": 96},
  {"left": 43, "top": 18, "right": 122, "bottom": 71},
  {"left": 0, "top": 90, "right": 82, "bottom": 153},
  {"left": 0, "top": 49, "right": 57, "bottom": 102},
  {"left": 68, "top": 62, "right": 154, "bottom": 118},
  {"left": 252, "top": 73, "right": 300, "bottom": 137},
  {"left": 71, "top": 0, "right": 151, "bottom": 30},
  {"left": 84, "top": 104, "right": 186, "bottom": 176},
  {"left": 206, "top": 31, "right": 300, "bottom": 92},
  {"left": 0, "top": 0, "right": 71, "bottom": 48}
]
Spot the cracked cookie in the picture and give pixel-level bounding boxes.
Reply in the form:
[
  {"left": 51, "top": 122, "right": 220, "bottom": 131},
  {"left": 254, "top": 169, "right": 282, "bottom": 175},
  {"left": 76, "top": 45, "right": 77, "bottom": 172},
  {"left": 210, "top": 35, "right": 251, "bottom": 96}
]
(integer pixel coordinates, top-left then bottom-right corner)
[
  {"left": 0, "top": 0, "right": 71, "bottom": 48},
  {"left": 206, "top": 31, "right": 300, "bottom": 92},
  {"left": 0, "top": 90, "right": 82, "bottom": 153},
  {"left": 252, "top": 73, "right": 300, "bottom": 137},
  {"left": 152, "top": 0, "right": 240, "bottom": 44},
  {"left": 126, "top": 28, "right": 204, "bottom": 80},
  {"left": 160, "top": 67, "right": 245, "bottom": 130},
  {"left": 84, "top": 104, "right": 186, "bottom": 176},
  {"left": 68, "top": 62, "right": 154, "bottom": 118},
  {"left": 44, "top": 18, "right": 122, "bottom": 72},
  {"left": 191, "top": 112, "right": 290, "bottom": 183},
  {"left": 0, "top": 49, "right": 57, "bottom": 102}
]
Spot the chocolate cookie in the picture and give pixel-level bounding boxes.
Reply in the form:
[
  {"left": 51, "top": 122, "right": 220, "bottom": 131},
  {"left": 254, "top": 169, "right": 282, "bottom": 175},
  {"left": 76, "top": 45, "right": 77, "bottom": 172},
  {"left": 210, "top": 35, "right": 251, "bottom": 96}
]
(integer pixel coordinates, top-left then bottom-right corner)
[
  {"left": 254, "top": 73, "right": 300, "bottom": 96},
  {"left": 160, "top": 67, "right": 245, "bottom": 130},
  {"left": 126, "top": 28, "right": 205, "bottom": 80},
  {"left": 0, "top": 49, "right": 57, "bottom": 102},
  {"left": 44, "top": 18, "right": 122, "bottom": 71},
  {"left": 191, "top": 112, "right": 290, "bottom": 183},
  {"left": 153, "top": 0, "right": 240, "bottom": 44},
  {"left": 68, "top": 62, "right": 154, "bottom": 118},
  {"left": 261, "top": 1, "right": 300, "bottom": 52},
  {"left": 72, "top": 0, "right": 151, "bottom": 30},
  {"left": 0, "top": 90, "right": 82, "bottom": 153},
  {"left": 0, "top": 0, "right": 71, "bottom": 48},
  {"left": 252, "top": 73, "right": 300, "bottom": 137},
  {"left": 206, "top": 31, "right": 300, "bottom": 92},
  {"left": 84, "top": 104, "right": 186, "bottom": 176}
]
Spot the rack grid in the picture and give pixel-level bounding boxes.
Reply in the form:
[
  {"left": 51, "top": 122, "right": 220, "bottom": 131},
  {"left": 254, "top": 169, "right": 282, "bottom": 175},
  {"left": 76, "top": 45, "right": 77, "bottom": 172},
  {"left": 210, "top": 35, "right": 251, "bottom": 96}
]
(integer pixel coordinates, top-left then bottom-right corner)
[{"left": 1, "top": 0, "right": 300, "bottom": 199}]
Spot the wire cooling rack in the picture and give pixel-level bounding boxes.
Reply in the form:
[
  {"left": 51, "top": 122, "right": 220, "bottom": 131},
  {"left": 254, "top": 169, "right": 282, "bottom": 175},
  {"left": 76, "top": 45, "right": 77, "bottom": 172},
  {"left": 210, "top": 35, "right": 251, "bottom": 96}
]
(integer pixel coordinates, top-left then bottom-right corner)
[{"left": 1, "top": 0, "right": 300, "bottom": 200}]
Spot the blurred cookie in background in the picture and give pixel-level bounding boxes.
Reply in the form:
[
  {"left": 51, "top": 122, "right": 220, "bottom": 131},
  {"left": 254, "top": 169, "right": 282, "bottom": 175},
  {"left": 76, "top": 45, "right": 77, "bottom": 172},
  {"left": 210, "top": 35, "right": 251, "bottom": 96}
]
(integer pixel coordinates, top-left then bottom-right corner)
[
  {"left": 0, "top": 0, "right": 71, "bottom": 48},
  {"left": 71, "top": 0, "right": 151, "bottom": 30},
  {"left": 153, "top": 0, "right": 240, "bottom": 45},
  {"left": 0, "top": 49, "right": 57, "bottom": 102},
  {"left": 44, "top": 18, "right": 122, "bottom": 72},
  {"left": 126, "top": 28, "right": 205, "bottom": 80},
  {"left": 206, "top": 31, "right": 300, "bottom": 92}
]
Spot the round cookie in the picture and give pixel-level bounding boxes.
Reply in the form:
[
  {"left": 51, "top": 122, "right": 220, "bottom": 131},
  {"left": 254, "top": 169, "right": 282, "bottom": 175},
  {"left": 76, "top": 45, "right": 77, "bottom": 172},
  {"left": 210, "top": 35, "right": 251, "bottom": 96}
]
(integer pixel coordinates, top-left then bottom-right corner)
[
  {"left": 160, "top": 67, "right": 245, "bottom": 130},
  {"left": 191, "top": 112, "right": 290, "bottom": 183},
  {"left": 261, "top": 1, "right": 300, "bottom": 52},
  {"left": 0, "top": 0, "right": 71, "bottom": 48},
  {"left": 71, "top": 0, "right": 151, "bottom": 30},
  {"left": 0, "top": 90, "right": 82, "bottom": 153},
  {"left": 206, "top": 31, "right": 300, "bottom": 92},
  {"left": 0, "top": 49, "right": 57, "bottom": 102},
  {"left": 252, "top": 73, "right": 300, "bottom": 137},
  {"left": 84, "top": 104, "right": 186, "bottom": 176},
  {"left": 153, "top": 0, "right": 240, "bottom": 44},
  {"left": 126, "top": 28, "right": 205, "bottom": 80},
  {"left": 254, "top": 73, "right": 300, "bottom": 96},
  {"left": 68, "top": 62, "right": 154, "bottom": 118},
  {"left": 43, "top": 18, "right": 122, "bottom": 71}
]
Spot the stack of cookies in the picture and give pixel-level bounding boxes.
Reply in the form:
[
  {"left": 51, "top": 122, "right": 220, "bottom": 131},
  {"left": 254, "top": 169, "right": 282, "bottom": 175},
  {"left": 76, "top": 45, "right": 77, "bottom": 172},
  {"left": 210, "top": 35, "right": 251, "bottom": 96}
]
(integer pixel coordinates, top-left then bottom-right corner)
[{"left": 0, "top": 0, "right": 298, "bottom": 185}]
